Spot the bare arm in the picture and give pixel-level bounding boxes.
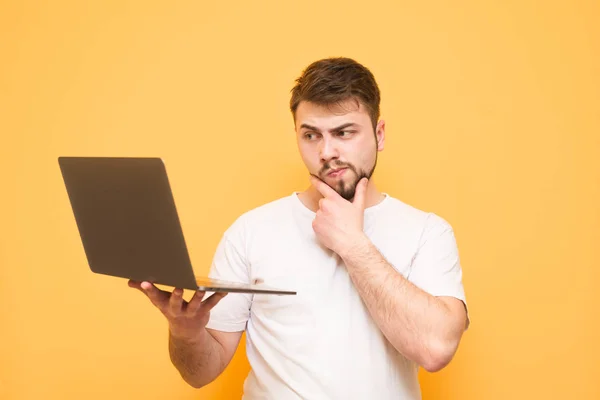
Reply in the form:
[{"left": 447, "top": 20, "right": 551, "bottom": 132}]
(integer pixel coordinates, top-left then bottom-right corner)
[
  {"left": 339, "top": 236, "right": 467, "bottom": 372},
  {"left": 129, "top": 281, "right": 243, "bottom": 388},
  {"left": 309, "top": 175, "right": 467, "bottom": 372},
  {"left": 168, "top": 327, "right": 242, "bottom": 388}
]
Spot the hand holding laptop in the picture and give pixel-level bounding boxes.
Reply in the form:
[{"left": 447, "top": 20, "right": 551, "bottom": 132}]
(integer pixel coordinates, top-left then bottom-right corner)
[{"left": 128, "top": 279, "right": 227, "bottom": 340}]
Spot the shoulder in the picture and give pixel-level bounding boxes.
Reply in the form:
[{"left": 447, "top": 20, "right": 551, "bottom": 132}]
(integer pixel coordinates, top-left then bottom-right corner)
[
  {"left": 222, "top": 194, "right": 295, "bottom": 239},
  {"left": 382, "top": 195, "right": 455, "bottom": 240}
]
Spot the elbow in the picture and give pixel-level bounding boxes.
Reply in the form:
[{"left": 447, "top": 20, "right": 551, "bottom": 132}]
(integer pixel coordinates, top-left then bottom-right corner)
[
  {"left": 188, "top": 381, "right": 206, "bottom": 389},
  {"left": 182, "top": 374, "right": 211, "bottom": 389},
  {"left": 173, "top": 365, "right": 214, "bottom": 389},
  {"left": 186, "top": 377, "right": 204, "bottom": 389},
  {"left": 170, "top": 364, "right": 209, "bottom": 389},
  {"left": 420, "top": 337, "right": 460, "bottom": 373}
]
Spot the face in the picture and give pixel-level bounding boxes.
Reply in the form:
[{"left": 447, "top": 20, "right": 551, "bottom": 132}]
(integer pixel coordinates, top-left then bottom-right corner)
[{"left": 295, "top": 99, "right": 385, "bottom": 200}]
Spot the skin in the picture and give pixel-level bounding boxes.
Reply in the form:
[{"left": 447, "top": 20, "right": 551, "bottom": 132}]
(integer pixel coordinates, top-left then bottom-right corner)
[
  {"left": 127, "top": 281, "right": 240, "bottom": 388},
  {"left": 130, "top": 98, "right": 468, "bottom": 388},
  {"left": 294, "top": 99, "right": 386, "bottom": 208},
  {"left": 296, "top": 99, "right": 468, "bottom": 372}
]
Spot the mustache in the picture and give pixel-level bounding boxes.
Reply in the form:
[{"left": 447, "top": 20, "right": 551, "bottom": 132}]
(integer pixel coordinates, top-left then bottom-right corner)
[{"left": 320, "top": 161, "right": 356, "bottom": 175}]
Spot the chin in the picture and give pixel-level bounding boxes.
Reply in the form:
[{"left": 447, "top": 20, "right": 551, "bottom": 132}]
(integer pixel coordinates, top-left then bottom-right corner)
[
  {"left": 324, "top": 175, "right": 349, "bottom": 188},
  {"left": 336, "top": 181, "right": 359, "bottom": 200}
]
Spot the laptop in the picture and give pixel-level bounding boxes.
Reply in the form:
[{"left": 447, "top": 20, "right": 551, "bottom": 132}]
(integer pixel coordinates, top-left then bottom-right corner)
[{"left": 58, "top": 156, "right": 296, "bottom": 296}]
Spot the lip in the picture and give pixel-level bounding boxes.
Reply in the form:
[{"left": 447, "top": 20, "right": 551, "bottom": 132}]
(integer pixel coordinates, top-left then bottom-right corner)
[{"left": 327, "top": 168, "right": 347, "bottom": 177}]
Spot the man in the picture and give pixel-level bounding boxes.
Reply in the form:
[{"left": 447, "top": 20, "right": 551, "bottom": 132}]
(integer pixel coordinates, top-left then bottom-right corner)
[{"left": 129, "top": 57, "right": 469, "bottom": 399}]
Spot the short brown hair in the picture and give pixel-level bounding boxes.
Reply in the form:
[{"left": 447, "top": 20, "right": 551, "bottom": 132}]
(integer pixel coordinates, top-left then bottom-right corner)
[{"left": 290, "top": 57, "right": 381, "bottom": 131}]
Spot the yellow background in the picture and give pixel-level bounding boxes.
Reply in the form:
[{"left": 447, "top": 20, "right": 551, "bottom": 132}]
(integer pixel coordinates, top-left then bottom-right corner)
[{"left": 1, "top": 1, "right": 599, "bottom": 399}]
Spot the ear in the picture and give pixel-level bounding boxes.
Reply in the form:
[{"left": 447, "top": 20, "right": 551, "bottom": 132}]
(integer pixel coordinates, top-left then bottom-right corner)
[{"left": 375, "top": 119, "right": 386, "bottom": 151}]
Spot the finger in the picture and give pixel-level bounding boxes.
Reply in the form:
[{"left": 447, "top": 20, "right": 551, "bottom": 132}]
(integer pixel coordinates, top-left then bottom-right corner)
[
  {"left": 140, "top": 281, "right": 170, "bottom": 310},
  {"left": 129, "top": 279, "right": 150, "bottom": 296},
  {"left": 352, "top": 177, "right": 368, "bottom": 210},
  {"left": 169, "top": 288, "right": 185, "bottom": 314},
  {"left": 128, "top": 280, "right": 143, "bottom": 291},
  {"left": 309, "top": 175, "right": 339, "bottom": 199},
  {"left": 186, "top": 290, "right": 206, "bottom": 314},
  {"left": 201, "top": 292, "right": 228, "bottom": 312},
  {"left": 318, "top": 197, "right": 326, "bottom": 211}
]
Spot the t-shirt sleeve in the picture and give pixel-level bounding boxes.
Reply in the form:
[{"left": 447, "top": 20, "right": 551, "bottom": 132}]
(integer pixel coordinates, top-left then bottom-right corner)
[
  {"left": 407, "top": 213, "right": 470, "bottom": 328},
  {"left": 204, "top": 222, "right": 252, "bottom": 333}
]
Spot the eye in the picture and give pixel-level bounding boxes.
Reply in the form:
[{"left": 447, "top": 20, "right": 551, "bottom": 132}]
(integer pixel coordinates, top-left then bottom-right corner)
[
  {"left": 338, "top": 130, "right": 353, "bottom": 137},
  {"left": 304, "top": 132, "right": 320, "bottom": 140}
]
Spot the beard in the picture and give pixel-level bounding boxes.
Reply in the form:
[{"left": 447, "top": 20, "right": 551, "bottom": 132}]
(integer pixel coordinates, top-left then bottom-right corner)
[{"left": 317, "top": 155, "right": 377, "bottom": 201}]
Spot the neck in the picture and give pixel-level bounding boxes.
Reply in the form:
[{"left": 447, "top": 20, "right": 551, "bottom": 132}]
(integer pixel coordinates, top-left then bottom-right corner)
[{"left": 297, "top": 179, "right": 386, "bottom": 213}]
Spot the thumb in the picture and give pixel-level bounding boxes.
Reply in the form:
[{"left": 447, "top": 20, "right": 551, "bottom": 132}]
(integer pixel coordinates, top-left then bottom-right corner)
[{"left": 353, "top": 178, "right": 368, "bottom": 210}]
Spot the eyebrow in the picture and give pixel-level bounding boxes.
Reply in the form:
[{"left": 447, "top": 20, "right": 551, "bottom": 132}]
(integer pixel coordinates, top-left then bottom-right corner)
[{"left": 300, "top": 122, "right": 359, "bottom": 133}]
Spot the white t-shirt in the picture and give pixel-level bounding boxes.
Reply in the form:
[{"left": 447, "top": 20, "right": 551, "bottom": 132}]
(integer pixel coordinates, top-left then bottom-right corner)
[{"left": 206, "top": 192, "right": 468, "bottom": 400}]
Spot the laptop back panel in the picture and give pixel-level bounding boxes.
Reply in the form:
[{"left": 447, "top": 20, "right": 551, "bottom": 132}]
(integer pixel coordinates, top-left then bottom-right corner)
[{"left": 58, "top": 157, "right": 199, "bottom": 290}]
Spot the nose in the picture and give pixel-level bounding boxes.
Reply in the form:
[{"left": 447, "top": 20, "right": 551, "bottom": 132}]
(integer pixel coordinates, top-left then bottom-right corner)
[{"left": 319, "top": 136, "right": 339, "bottom": 162}]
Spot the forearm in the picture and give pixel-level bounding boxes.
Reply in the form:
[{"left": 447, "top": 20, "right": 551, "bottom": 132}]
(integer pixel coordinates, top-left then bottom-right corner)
[
  {"left": 168, "top": 328, "right": 225, "bottom": 388},
  {"left": 340, "top": 236, "right": 462, "bottom": 372}
]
